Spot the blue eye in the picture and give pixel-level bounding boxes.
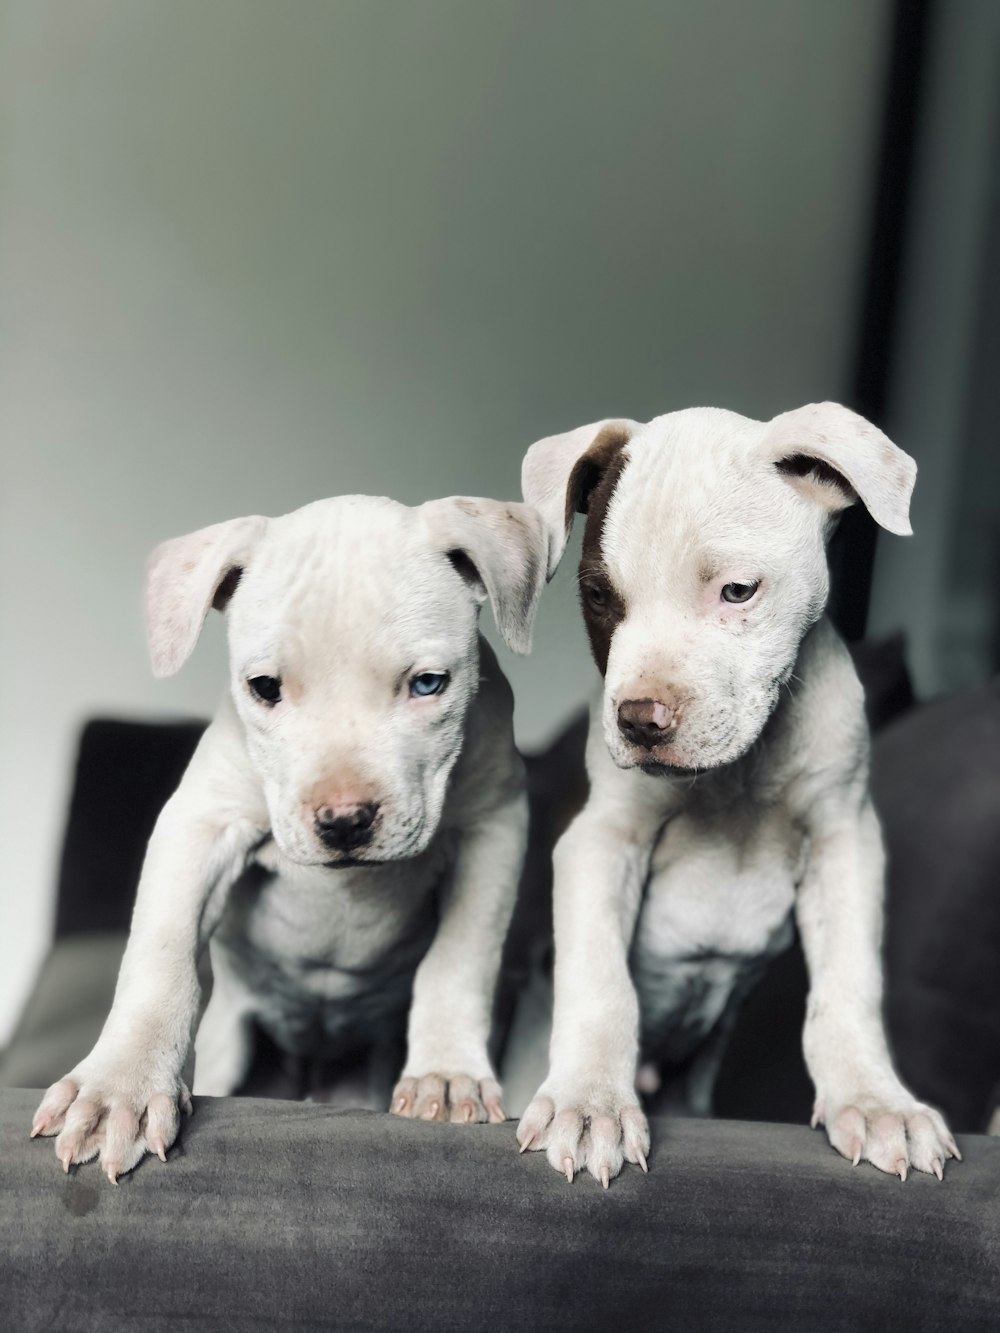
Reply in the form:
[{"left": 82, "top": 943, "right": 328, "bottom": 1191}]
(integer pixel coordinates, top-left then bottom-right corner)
[{"left": 409, "top": 671, "right": 450, "bottom": 698}]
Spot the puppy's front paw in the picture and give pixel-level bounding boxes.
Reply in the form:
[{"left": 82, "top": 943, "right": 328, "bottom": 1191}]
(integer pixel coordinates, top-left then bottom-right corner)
[
  {"left": 516, "top": 1083, "right": 650, "bottom": 1187},
  {"left": 391, "top": 1073, "right": 506, "bottom": 1124},
  {"left": 813, "top": 1095, "right": 960, "bottom": 1179},
  {"left": 31, "top": 1068, "right": 193, "bottom": 1183}
]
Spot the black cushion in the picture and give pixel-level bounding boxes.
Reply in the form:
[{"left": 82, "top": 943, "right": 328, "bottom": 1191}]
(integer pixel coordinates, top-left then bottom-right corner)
[
  {"left": 879, "top": 678, "right": 1000, "bottom": 1132},
  {"left": 54, "top": 718, "right": 205, "bottom": 937}
]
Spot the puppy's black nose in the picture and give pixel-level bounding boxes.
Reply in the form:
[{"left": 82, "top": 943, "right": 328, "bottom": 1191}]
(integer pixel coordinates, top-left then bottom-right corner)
[
  {"left": 617, "top": 697, "right": 678, "bottom": 750},
  {"left": 315, "top": 802, "right": 378, "bottom": 852}
]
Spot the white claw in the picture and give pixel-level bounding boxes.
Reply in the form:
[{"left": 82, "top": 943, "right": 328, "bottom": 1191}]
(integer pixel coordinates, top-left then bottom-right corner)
[
  {"left": 563, "top": 1156, "right": 575, "bottom": 1184},
  {"left": 635, "top": 1148, "right": 648, "bottom": 1174},
  {"left": 932, "top": 1158, "right": 943, "bottom": 1181},
  {"left": 897, "top": 1159, "right": 907, "bottom": 1183},
  {"left": 600, "top": 1166, "right": 610, "bottom": 1190}
]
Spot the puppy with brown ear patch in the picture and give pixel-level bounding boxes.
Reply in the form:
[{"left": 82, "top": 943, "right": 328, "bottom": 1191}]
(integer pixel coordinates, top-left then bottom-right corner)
[
  {"left": 517, "top": 403, "right": 959, "bottom": 1187},
  {"left": 30, "top": 494, "right": 548, "bottom": 1181}
]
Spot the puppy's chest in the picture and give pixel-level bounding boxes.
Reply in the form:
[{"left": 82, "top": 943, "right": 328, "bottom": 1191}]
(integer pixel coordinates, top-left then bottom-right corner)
[
  {"left": 219, "top": 846, "right": 447, "bottom": 1008},
  {"left": 630, "top": 797, "right": 803, "bottom": 1055}
]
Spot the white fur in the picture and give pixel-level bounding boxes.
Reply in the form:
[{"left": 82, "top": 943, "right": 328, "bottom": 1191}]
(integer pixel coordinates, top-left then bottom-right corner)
[
  {"left": 516, "top": 403, "right": 958, "bottom": 1186},
  {"left": 30, "top": 494, "right": 548, "bottom": 1179}
]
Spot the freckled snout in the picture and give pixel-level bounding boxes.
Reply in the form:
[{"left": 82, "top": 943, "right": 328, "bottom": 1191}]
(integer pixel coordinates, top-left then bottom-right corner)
[
  {"left": 313, "top": 800, "right": 379, "bottom": 852},
  {"left": 617, "top": 697, "right": 679, "bottom": 751}
]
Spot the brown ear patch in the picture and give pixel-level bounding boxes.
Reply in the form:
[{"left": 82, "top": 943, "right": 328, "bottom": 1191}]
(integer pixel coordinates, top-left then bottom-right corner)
[
  {"left": 564, "top": 423, "right": 634, "bottom": 529},
  {"left": 573, "top": 428, "right": 631, "bottom": 676}
]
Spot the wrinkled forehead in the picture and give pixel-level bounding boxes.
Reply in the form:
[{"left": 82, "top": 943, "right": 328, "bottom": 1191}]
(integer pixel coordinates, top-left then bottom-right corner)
[
  {"left": 600, "top": 409, "right": 803, "bottom": 584},
  {"left": 229, "top": 497, "right": 469, "bottom": 660}
]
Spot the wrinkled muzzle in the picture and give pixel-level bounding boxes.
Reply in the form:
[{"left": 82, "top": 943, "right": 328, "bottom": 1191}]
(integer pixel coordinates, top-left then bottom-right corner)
[{"left": 602, "top": 626, "right": 790, "bottom": 773}]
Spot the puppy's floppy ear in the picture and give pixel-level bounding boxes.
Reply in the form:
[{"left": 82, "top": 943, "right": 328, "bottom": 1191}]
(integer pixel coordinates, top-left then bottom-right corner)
[
  {"left": 421, "top": 497, "right": 549, "bottom": 655},
  {"left": 521, "top": 419, "right": 640, "bottom": 577},
  {"left": 764, "top": 401, "right": 916, "bottom": 536},
  {"left": 146, "top": 515, "right": 268, "bottom": 677}
]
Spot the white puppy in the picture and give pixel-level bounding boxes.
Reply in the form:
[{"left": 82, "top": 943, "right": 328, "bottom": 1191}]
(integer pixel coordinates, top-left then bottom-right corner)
[
  {"left": 31, "top": 494, "right": 547, "bottom": 1182},
  {"left": 516, "top": 403, "right": 960, "bottom": 1186}
]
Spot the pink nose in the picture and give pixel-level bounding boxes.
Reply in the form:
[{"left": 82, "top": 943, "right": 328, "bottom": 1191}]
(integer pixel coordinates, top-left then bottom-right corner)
[{"left": 617, "top": 697, "right": 679, "bottom": 750}]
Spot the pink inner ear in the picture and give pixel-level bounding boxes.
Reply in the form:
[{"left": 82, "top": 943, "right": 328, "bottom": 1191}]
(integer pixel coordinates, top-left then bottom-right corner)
[{"left": 212, "top": 566, "right": 244, "bottom": 611}]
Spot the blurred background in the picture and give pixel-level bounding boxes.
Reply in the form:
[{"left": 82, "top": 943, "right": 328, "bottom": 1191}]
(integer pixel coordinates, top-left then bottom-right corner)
[{"left": 1, "top": 0, "right": 997, "bottom": 1047}]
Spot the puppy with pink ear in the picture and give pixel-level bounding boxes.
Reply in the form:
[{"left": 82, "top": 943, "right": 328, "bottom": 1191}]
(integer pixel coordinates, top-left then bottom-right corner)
[
  {"left": 517, "top": 402, "right": 960, "bottom": 1187},
  {"left": 31, "top": 494, "right": 548, "bottom": 1181}
]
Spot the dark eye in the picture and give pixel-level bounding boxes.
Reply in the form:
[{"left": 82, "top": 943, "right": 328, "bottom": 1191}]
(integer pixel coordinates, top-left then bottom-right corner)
[
  {"left": 582, "top": 582, "right": 607, "bottom": 609},
  {"left": 410, "top": 671, "right": 450, "bottom": 698},
  {"left": 248, "top": 675, "right": 282, "bottom": 704},
  {"left": 721, "top": 580, "right": 760, "bottom": 604}
]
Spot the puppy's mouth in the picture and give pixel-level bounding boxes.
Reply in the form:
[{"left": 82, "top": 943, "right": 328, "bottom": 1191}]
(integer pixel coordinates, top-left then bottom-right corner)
[
  {"left": 268, "top": 840, "right": 393, "bottom": 870},
  {"left": 322, "top": 853, "right": 390, "bottom": 869},
  {"left": 615, "top": 734, "right": 744, "bottom": 775},
  {"left": 638, "top": 760, "right": 708, "bottom": 778}
]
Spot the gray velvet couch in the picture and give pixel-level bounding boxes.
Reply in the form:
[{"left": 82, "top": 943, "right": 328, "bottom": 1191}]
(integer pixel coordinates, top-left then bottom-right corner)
[{"left": 2, "top": 1088, "right": 999, "bottom": 1332}]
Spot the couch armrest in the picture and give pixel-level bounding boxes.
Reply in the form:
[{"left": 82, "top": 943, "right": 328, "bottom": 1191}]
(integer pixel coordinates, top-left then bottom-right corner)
[{"left": 2, "top": 1089, "right": 996, "bottom": 1331}]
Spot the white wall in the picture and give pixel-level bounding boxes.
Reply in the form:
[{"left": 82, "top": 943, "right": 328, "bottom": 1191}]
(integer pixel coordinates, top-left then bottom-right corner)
[{"left": 0, "top": 0, "right": 888, "bottom": 1043}]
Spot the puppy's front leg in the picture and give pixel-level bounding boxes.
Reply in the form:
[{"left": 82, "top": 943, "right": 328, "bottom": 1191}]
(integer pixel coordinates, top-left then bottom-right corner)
[
  {"left": 391, "top": 792, "right": 527, "bottom": 1126},
  {"left": 797, "top": 798, "right": 959, "bottom": 1178},
  {"left": 517, "top": 768, "right": 668, "bottom": 1186},
  {"left": 31, "top": 717, "right": 264, "bottom": 1181}
]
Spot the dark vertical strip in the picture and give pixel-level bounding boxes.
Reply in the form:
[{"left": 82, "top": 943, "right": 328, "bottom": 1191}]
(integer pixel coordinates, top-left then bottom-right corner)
[
  {"left": 950, "top": 80, "right": 1000, "bottom": 678},
  {"left": 827, "top": 0, "right": 934, "bottom": 640}
]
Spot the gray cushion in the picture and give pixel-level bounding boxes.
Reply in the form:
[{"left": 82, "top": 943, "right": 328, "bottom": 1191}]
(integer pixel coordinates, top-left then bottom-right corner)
[
  {"left": 2, "top": 1088, "right": 997, "bottom": 1332},
  {"left": 0, "top": 934, "right": 125, "bottom": 1089}
]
